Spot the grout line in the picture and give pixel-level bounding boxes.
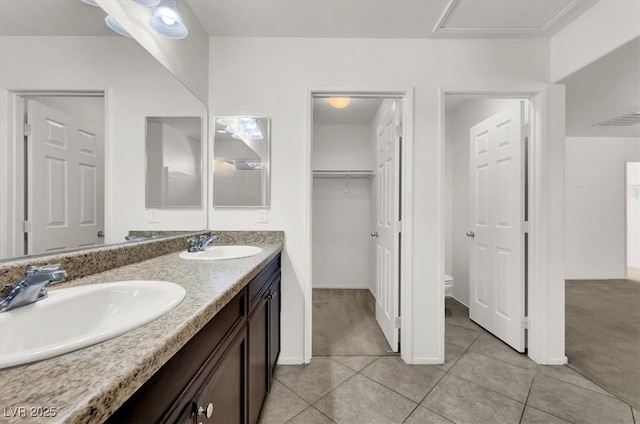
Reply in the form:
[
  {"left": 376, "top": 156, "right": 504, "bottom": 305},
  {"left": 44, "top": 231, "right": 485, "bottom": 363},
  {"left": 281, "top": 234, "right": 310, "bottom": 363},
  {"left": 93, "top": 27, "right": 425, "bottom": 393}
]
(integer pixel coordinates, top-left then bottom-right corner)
[
  {"left": 466, "top": 347, "right": 538, "bottom": 372},
  {"left": 272, "top": 377, "right": 315, "bottom": 406},
  {"left": 562, "top": 362, "right": 620, "bottom": 399},
  {"left": 523, "top": 405, "right": 577, "bottom": 424},
  {"left": 518, "top": 374, "right": 536, "bottom": 423},
  {"left": 538, "top": 368, "right": 624, "bottom": 401}
]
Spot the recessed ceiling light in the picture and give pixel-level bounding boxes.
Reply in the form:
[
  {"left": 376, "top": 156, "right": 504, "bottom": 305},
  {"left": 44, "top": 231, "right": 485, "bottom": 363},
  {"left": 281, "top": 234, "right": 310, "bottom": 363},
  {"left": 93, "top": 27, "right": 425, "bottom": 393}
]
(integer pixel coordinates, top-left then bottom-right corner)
[
  {"left": 132, "top": 0, "right": 162, "bottom": 6},
  {"left": 149, "top": 0, "right": 188, "bottom": 39},
  {"left": 329, "top": 98, "right": 351, "bottom": 109}
]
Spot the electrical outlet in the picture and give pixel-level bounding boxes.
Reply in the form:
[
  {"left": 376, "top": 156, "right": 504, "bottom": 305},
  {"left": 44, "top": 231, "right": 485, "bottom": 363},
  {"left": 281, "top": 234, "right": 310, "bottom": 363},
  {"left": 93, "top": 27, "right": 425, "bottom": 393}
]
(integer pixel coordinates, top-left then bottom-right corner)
[
  {"left": 257, "top": 209, "right": 268, "bottom": 224},
  {"left": 148, "top": 209, "right": 159, "bottom": 223}
]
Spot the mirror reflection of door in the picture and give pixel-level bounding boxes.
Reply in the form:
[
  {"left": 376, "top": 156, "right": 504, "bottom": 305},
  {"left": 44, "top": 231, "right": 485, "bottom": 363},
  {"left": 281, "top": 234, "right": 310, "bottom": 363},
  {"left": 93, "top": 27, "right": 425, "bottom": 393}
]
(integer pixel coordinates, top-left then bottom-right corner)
[{"left": 25, "top": 95, "right": 105, "bottom": 255}]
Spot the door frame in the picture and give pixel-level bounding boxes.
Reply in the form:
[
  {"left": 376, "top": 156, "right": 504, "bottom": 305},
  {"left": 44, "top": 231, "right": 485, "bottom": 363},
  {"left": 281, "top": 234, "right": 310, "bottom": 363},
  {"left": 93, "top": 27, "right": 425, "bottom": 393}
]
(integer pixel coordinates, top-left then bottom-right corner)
[
  {"left": 0, "top": 87, "right": 112, "bottom": 258},
  {"left": 304, "top": 87, "right": 414, "bottom": 364},
  {"left": 625, "top": 160, "right": 640, "bottom": 279},
  {"left": 439, "top": 85, "right": 567, "bottom": 365}
]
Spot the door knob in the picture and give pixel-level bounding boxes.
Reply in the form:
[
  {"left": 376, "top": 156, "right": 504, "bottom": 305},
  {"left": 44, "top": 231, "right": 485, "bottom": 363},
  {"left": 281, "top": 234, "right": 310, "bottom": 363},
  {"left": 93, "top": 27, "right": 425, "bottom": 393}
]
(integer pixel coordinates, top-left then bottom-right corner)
[
  {"left": 198, "top": 402, "right": 214, "bottom": 419},
  {"left": 370, "top": 232, "right": 379, "bottom": 237},
  {"left": 97, "top": 230, "right": 105, "bottom": 238},
  {"left": 466, "top": 231, "right": 475, "bottom": 238}
]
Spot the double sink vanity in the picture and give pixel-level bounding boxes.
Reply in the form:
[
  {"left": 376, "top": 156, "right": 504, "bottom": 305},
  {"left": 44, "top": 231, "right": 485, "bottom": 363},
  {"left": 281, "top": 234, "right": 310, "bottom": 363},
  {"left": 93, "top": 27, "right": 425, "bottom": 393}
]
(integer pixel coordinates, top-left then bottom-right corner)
[{"left": 0, "top": 231, "right": 283, "bottom": 424}]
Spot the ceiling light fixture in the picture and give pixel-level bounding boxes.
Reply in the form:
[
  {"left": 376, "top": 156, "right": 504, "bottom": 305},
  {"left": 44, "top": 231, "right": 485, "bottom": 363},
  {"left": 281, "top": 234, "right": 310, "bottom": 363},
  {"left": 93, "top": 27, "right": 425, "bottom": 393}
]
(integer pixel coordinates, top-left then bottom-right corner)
[
  {"left": 80, "top": 0, "right": 99, "bottom": 6},
  {"left": 132, "top": 0, "right": 162, "bottom": 6},
  {"left": 150, "top": 0, "right": 188, "bottom": 39},
  {"left": 105, "top": 15, "right": 133, "bottom": 38},
  {"left": 329, "top": 97, "right": 351, "bottom": 109}
]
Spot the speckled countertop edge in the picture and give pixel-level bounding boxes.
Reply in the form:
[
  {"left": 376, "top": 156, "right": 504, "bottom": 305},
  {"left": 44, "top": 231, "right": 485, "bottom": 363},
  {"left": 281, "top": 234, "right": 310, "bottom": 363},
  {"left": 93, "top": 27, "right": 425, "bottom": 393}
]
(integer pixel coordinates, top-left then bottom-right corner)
[{"left": 0, "top": 233, "right": 284, "bottom": 424}]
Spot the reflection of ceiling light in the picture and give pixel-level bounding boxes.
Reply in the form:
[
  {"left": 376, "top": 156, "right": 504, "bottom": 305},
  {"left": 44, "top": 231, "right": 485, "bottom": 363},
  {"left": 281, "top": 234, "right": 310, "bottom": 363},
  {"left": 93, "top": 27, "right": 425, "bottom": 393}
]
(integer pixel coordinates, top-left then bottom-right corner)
[
  {"left": 217, "top": 117, "right": 264, "bottom": 142},
  {"left": 150, "top": 0, "right": 188, "bottom": 39},
  {"left": 105, "top": 15, "right": 133, "bottom": 38},
  {"left": 132, "top": 0, "right": 162, "bottom": 6},
  {"left": 80, "top": 0, "right": 99, "bottom": 6},
  {"left": 216, "top": 129, "right": 226, "bottom": 134},
  {"left": 329, "top": 97, "right": 351, "bottom": 109}
]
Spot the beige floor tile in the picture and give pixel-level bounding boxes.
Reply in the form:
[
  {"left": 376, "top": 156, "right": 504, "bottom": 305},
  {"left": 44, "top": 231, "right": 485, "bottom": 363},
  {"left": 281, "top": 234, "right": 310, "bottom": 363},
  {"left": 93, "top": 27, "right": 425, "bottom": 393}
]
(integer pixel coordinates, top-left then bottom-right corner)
[
  {"left": 520, "top": 406, "right": 572, "bottom": 424},
  {"left": 449, "top": 351, "right": 536, "bottom": 402},
  {"left": 275, "top": 357, "right": 355, "bottom": 403},
  {"left": 287, "top": 407, "right": 335, "bottom": 424},
  {"left": 468, "top": 332, "right": 538, "bottom": 371},
  {"left": 539, "top": 365, "right": 614, "bottom": 397},
  {"left": 403, "top": 406, "right": 454, "bottom": 424},
  {"left": 633, "top": 407, "right": 639, "bottom": 422},
  {"left": 360, "top": 356, "right": 445, "bottom": 403},
  {"left": 434, "top": 343, "right": 466, "bottom": 372},
  {"left": 444, "top": 323, "right": 480, "bottom": 349},
  {"left": 329, "top": 356, "right": 378, "bottom": 372},
  {"left": 314, "top": 374, "right": 416, "bottom": 424},
  {"left": 259, "top": 380, "right": 310, "bottom": 424},
  {"left": 527, "top": 374, "right": 634, "bottom": 424},
  {"left": 422, "top": 374, "right": 525, "bottom": 424},
  {"left": 445, "top": 306, "right": 483, "bottom": 331}
]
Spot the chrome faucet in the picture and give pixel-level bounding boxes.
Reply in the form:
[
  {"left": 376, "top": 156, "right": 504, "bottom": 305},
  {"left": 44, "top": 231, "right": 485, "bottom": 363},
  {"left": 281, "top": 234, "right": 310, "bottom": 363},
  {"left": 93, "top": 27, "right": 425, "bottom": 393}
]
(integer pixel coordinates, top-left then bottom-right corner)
[
  {"left": 187, "top": 235, "right": 219, "bottom": 252},
  {"left": 0, "top": 264, "right": 68, "bottom": 312}
]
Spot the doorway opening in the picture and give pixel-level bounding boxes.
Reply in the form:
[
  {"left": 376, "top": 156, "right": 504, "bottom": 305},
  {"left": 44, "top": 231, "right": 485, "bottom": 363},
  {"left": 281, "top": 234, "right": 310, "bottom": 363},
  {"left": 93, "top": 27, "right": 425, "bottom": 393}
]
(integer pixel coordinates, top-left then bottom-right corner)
[
  {"left": 310, "top": 94, "right": 406, "bottom": 358},
  {"left": 626, "top": 161, "right": 640, "bottom": 281},
  {"left": 3, "top": 91, "right": 106, "bottom": 258},
  {"left": 443, "top": 95, "right": 532, "bottom": 357}
]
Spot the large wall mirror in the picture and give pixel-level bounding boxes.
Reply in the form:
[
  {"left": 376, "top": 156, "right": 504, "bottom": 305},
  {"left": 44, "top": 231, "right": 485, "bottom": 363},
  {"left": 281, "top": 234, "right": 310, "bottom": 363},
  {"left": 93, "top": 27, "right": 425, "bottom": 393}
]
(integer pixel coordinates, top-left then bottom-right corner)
[
  {"left": 0, "top": 0, "right": 208, "bottom": 261},
  {"left": 213, "top": 117, "right": 270, "bottom": 207},
  {"left": 146, "top": 117, "right": 203, "bottom": 208}
]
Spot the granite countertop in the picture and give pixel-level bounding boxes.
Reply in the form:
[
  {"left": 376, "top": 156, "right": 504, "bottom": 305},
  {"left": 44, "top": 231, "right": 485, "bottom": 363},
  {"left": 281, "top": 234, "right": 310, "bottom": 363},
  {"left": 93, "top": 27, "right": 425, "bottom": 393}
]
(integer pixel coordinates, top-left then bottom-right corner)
[{"left": 0, "top": 240, "right": 283, "bottom": 424}]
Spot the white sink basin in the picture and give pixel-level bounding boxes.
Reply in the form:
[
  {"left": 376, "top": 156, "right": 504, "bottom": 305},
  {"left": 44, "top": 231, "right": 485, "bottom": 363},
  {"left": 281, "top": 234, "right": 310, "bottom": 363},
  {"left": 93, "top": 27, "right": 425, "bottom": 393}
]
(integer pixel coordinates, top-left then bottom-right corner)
[
  {"left": 0, "top": 280, "right": 186, "bottom": 369},
  {"left": 179, "top": 245, "right": 263, "bottom": 261}
]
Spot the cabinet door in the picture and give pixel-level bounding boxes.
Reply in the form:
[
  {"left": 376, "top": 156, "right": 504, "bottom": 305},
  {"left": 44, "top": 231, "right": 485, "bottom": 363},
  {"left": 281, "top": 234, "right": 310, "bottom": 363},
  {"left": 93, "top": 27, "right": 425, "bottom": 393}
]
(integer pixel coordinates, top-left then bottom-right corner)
[
  {"left": 248, "top": 293, "right": 269, "bottom": 424},
  {"left": 193, "top": 328, "right": 247, "bottom": 424},
  {"left": 268, "top": 276, "right": 281, "bottom": 386}
]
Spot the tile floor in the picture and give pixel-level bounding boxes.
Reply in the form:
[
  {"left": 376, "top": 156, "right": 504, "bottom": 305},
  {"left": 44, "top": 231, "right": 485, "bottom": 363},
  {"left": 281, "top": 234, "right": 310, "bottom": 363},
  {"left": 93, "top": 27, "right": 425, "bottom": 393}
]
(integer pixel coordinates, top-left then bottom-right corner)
[{"left": 259, "top": 299, "right": 637, "bottom": 424}]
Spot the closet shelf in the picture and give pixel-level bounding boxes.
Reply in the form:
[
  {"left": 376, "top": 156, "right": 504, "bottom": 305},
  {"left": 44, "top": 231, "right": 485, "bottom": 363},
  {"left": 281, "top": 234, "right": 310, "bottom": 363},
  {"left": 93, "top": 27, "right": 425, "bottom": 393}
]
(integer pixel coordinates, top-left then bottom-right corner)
[{"left": 313, "top": 170, "right": 375, "bottom": 178}]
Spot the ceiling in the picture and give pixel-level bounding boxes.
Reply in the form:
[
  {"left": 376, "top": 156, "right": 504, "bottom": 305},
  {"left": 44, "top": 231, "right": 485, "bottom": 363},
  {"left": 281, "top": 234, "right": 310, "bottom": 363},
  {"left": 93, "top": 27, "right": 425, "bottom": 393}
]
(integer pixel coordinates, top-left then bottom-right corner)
[
  {"left": 0, "top": 0, "right": 596, "bottom": 38},
  {"left": 314, "top": 98, "right": 383, "bottom": 125},
  {"left": 562, "top": 38, "right": 640, "bottom": 138},
  {"left": 187, "top": 0, "right": 596, "bottom": 39},
  {"left": 0, "top": 0, "right": 114, "bottom": 36}
]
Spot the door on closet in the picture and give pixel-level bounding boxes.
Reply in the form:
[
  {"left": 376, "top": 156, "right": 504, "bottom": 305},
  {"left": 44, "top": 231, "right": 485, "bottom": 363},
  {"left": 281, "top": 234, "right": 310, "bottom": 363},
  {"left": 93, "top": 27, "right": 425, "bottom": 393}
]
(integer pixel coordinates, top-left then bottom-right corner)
[{"left": 374, "top": 100, "right": 401, "bottom": 352}]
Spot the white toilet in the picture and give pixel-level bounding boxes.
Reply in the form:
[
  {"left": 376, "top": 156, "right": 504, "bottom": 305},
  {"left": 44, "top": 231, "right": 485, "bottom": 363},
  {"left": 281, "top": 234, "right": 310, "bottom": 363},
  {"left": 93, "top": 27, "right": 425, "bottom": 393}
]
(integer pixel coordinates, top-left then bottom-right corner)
[{"left": 444, "top": 274, "right": 454, "bottom": 297}]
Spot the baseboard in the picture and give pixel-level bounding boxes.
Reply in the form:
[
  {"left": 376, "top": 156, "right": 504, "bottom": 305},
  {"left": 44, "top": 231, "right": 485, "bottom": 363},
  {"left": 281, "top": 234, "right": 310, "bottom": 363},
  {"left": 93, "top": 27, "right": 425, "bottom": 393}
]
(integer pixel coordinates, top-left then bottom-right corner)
[
  {"left": 450, "top": 295, "right": 468, "bottom": 308},
  {"left": 410, "top": 357, "right": 445, "bottom": 365},
  {"left": 312, "top": 284, "right": 370, "bottom": 289},
  {"left": 277, "top": 357, "right": 305, "bottom": 365},
  {"left": 543, "top": 356, "right": 568, "bottom": 365}
]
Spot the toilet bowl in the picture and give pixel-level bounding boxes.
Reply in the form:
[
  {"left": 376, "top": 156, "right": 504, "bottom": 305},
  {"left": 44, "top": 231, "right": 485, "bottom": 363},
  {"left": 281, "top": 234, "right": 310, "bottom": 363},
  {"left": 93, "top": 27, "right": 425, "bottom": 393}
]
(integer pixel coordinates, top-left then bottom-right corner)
[{"left": 444, "top": 274, "right": 454, "bottom": 297}]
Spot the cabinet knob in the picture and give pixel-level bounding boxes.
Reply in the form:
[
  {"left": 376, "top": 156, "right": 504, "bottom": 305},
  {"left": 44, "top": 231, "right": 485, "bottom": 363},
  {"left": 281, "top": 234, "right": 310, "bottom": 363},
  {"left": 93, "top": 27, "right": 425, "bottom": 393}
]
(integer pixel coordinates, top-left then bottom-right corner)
[{"left": 198, "top": 403, "right": 214, "bottom": 419}]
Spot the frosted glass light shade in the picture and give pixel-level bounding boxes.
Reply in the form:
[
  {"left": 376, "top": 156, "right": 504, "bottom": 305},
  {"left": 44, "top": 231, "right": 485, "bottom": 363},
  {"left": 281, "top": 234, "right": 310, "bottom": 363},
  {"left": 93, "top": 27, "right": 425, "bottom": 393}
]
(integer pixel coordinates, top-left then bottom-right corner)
[
  {"left": 329, "top": 97, "right": 351, "bottom": 109},
  {"left": 149, "top": 0, "right": 188, "bottom": 39},
  {"left": 105, "top": 15, "right": 133, "bottom": 38},
  {"left": 132, "top": 0, "right": 162, "bottom": 6}
]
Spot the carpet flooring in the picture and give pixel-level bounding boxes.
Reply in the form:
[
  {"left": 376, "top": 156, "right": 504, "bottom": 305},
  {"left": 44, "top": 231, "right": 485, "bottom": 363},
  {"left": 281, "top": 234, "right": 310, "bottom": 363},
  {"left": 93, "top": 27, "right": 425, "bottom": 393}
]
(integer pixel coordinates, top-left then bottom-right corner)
[
  {"left": 312, "top": 289, "right": 396, "bottom": 356},
  {"left": 565, "top": 279, "right": 640, "bottom": 409}
]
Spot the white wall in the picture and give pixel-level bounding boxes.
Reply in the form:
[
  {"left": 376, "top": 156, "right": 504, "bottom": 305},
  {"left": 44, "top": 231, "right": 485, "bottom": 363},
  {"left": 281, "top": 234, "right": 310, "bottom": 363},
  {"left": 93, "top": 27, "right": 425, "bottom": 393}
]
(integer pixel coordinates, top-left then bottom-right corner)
[
  {"left": 565, "top": 137, "right": 640, "bottom": 279},
  {"left": 445, "top": 98, "right": 521, "bottom": 306},
  {"left": 312, "top": 124, "right": 373, "bottom": 289},
  {"left": 0, "top": 36, "right": 208, "bottom": 247},
  {"left": 208, "top": 37, "right": 551, "bottom": 364},
  {"left": 628, "top": 163, "right": 640, "bottom": 270},
  {"left": 550, "top": 1, "right": 640, "bottom": 83}
]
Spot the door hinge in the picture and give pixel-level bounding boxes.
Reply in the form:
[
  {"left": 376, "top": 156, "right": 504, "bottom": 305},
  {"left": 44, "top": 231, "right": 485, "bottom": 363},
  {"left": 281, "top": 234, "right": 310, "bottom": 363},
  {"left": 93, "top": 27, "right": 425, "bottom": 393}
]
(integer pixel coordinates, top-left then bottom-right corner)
[
  {"left": 522, "top": 221, "right": 530, "bottom": 233},
  {"left": 22, "top": 220, "right": 32, "bottom": 233},
  {"left": 23, "top": 123, "right": 32, "bottom": 137},
  {"left": 395, "top": 220, "right": 402, "bottom": 233},
  {"left": 521, "top": 317, "right": 529, "bottom": 330},
  {"left": 522, "top": 123, "right": 530, "bottom": 138},
  {"left": 394, "top": 316, "right": 402, "bottom": 329}
]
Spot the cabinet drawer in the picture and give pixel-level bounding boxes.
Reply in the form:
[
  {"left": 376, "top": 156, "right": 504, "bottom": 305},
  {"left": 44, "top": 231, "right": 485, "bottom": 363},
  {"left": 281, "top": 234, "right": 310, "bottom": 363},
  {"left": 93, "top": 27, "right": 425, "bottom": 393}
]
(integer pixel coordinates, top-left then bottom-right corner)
[{"left": 248, "top": 255, "right": 281, "bottom": 311}]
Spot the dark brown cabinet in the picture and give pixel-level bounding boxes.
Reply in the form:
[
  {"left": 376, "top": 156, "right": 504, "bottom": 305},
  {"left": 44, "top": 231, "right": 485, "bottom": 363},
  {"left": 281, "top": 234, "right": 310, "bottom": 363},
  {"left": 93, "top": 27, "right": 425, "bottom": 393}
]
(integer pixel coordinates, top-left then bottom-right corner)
[{"left": 108, "top": 254, "right": 281, "bottom": 424}]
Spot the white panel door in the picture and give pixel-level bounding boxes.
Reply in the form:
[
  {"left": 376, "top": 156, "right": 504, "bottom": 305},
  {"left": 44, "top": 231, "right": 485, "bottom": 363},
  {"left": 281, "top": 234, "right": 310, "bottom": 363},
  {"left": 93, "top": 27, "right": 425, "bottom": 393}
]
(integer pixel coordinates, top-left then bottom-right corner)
[
  {"left": 28, "top": 99, "right": 105, "bottom": 255},
  {"left": 375, "top": 101, "right": 401, "bottom": 351},
  {"left": 469, "top": 103, "right": 525, "bottom": 352}
]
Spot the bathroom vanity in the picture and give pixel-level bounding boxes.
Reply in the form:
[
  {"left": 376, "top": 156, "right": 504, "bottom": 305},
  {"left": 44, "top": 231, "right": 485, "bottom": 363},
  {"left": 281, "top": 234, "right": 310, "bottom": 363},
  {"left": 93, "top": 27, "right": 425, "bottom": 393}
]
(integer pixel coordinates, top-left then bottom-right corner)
[
  {"left": 0, "top": 231, "right": 283, "bottom": 424},
  {"left": 108, "top": 254, "right": 281, "bottom": 423}
]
